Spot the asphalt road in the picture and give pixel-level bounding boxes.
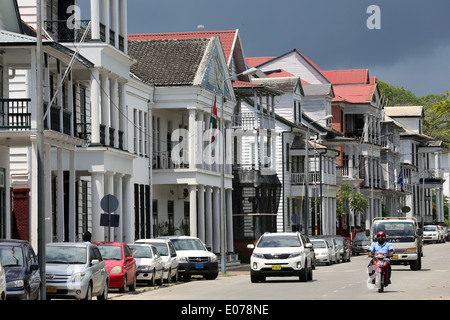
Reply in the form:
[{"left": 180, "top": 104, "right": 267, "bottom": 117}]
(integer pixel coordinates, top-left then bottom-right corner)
[{"left": 109, "top": 241, "right": 450, "bottom": 301}]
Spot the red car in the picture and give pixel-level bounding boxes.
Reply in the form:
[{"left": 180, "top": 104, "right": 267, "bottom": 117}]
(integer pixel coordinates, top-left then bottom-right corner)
[{"left": 94, "top": 242, "right": 137, "bottom": 292}]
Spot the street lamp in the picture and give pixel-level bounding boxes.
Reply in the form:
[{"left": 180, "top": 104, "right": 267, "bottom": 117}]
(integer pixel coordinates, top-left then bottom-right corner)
[{"left": 220, "top": 67, "right": 258, "bottom": 274}]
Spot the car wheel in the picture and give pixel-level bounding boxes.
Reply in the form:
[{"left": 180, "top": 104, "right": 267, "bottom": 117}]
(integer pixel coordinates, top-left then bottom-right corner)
[
  {"left": 171, "top": 269, "right": 178, "bottom": 283},
  {"left": 97, "top": 281, "right": 109, "bottom": 300},
  {"left": 83, "top": 283, "right": 93, "bottom": 300},
  {"left": 164, "top": 268, "right": 171, "bottom": 284},
  {"left": 119, "top": 276, "right": 127, "bottom": 293},
  {"left": 204, "top": 272, "right": 218, "bottom": 280},
  {"left": 149, "top": 269, "right": 156, "bottom": 286},
  {"left": 129, "top": 274, "right": 137, "bottom": 292}
]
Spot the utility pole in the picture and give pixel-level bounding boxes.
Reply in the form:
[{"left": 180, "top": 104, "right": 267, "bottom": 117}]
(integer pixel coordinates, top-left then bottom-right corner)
[{"left": 36, "top": 0, "right": 46, "bottom": 300}]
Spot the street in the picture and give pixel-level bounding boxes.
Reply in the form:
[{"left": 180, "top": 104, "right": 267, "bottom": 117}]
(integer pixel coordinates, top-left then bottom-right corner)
[{"left": 109, "top": 241, "right": 450, "bottom": 301}]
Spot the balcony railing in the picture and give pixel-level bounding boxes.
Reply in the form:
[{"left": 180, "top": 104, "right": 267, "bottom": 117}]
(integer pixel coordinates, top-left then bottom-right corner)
[
  {"left": 44, "top": 20, "right": 125, "bottom": 53},
  {"left": 0, "top": 99, "right": 31, "bottom": 130},
  {"left": 232, "top": 112, "right": 275, "bottom": 130}
]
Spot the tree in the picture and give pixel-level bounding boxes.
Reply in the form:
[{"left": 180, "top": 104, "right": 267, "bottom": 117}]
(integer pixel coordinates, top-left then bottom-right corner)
[{"left": 336, "top": 183, "right": 368, "bottom": 227}]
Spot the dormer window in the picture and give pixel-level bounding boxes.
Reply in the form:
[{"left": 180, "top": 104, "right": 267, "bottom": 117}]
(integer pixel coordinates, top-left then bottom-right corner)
[{"left": 294, "top": 100, "right": 301, "bottom": 123}]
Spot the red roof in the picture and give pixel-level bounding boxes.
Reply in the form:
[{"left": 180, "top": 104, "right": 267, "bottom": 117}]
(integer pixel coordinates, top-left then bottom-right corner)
[
  {"left": 322, "top": 69, "right": 369, "bottom": 85},
  {"left": 332, "top": 84, "right": 376, "bottom": 103},
  {"left": 232, "top": 80, "right": 263, "bottom": 88},
  {"left": 128, "top": 30, "right": 237, "bottom": 64},
  {"left": 246, "top": 56, "right": 275, "bottom": 67}
]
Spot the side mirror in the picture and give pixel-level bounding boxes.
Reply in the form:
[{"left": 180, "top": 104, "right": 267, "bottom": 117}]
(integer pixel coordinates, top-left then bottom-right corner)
[
  {"left": 305, "top": 243, "right": 313, "bottom": 249},
  {"left": 365, "top": 230, "right": 370, "bottom": 237},
  {"left": 91, "top": 259, "right": 99, "bottom": 266},
  {"left": 416, "top": 228, "right": 423, "bottom": 236},
  {"left": 30, "top": 264, "right": 39, "bottom": 272},
  {"left": 126, "top": 256, "right": 134, "bottom": 262},
  {"left": 247, "top": 244, "right": 255, "bottom": 249}
]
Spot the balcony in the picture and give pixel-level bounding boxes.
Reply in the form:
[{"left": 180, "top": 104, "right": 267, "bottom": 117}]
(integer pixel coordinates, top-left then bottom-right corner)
[
  {"left": 0, "top": 99, "right": 31, "bottom": 131},
  {"left": 44, "top": 20, "right": 125, "bottom": 53},
  {"left": 232, "top": 112, "right": 275, "bottom": 130}
]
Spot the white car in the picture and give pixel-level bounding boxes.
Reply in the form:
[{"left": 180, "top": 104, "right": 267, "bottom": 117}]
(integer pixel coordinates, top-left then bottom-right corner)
[
  {"left": 423, "top": 225, "right": 442, "bottom": 243},
  {"left": 311, "top": 239, "right": 333, "bottom": 265},
  {"left": 247, "top": 232, "right": 314, "bottom": 283},
  {"left": 0, "top": 260, "right": 6, "bottom": 300},
  {"left": 128, "top": 244, "right": 164, "bottom": 286},
  {"left": 135, "top": 239, "right": 179, "bottom": 283},
  {"left": 160, "top": 236, "right": 218, "bottom": 280}
]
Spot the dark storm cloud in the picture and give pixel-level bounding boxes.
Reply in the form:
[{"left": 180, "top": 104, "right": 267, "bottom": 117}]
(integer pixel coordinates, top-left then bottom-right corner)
[{"left": 122, "top": 0, "right": 450, "bottom": 95}]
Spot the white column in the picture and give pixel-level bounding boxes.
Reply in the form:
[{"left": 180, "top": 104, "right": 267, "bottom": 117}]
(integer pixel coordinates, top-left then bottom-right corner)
[
  {"left": 29, "top": 137, "right": 38, "bottom": 249},
  {"left": 91, "top": 171, "right": 105, "bottom": 241},
  {"left": 68, "top": 150, "right": 76, "bottom": 242},
  {"left": 197, "top": 112, "right": 204, "bottom": 168},
  {"left": 111, "top": 0, "right": 119, "bottom": 48},
  {"left": 189, "top": 185, "right": 197, "bottom": 237},
  {"left": 205, "top": 186, "right": 213, "bottom": 249},
  {"left": 91, "top": 0, "right": 100, "bottom": 40},
  {"left": 111, "top": 77, "right": 119, "bottom": 148},
  {"left": 118, "top": 80, "right": 127, "bottom": 150},
  {"left": 197, "top": 185, "right": 205, "bottom": 242},
  {"left": 114, "top": 173, "right": 124, "bottom": 241},
  {"left": 44, "top": 144, "right": 52, "bottom": 244},
  {"left": 122, "top": 175, "right": 133, "bottom": 243},
  {"left": 189, "top": 109, "right": 196, "bottom": 169},
  {"left": 101, "top": 0, "right": 110, "bottom": 43},
  {"left": 56, "top": 147, "right": 64, "bottom": 241},
  {"left": 226, "top": 189, "right": 233, "bottom": 253},
  {"left": 90, "top": 69, "right": 101, "bottom": 145},
  {"left": 100, "top": 73, "right": 110, "bottom": 146},
  {"left": 212, "top": 187, "right": 220, "bottom": 253},
  {"left": 119, "top": 0, "right": 128, "bottom": 53},
  {"left": 105, "top": 171, "right": 115, "bottom": 241}
]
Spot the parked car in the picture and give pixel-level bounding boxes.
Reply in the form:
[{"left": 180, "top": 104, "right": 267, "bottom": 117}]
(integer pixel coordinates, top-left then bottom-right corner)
[
  {"left": 0, "top": 239, "right": 40, "bottom": 300},
  {"left": 128, "top": 244, "right": 164, "bottom": 286},
  {"left": 0, "top": 260, "right": 6, "bottom": 300},
  {"left": 94, "top": 242, "right": 137, "bottom": 292},
  {"left": 423, "top": 225, "right": 442, "bottom": 243},
  {"left": 135, "top": 238, "right": 179, "bottom": 283},
  {"left": 247, "top": 232, "right": 315, "bottom": 283},
  {"left": 352, "top": 232, "right": 371, "bottom": 255},
  {"left": 333, "top": 236, "right": 351, "bottom": 262},
  {"left": 45, "top": 242, "right": 109, "bottom": 300},
  {"left": 438, "top": 226, "right": 446, "bottom": 243},
  {"left": 311, "top": 239, "right": 333, "bottom": 265},
  {"left": 443, "top": 226, "right": 450, "bottom": 242},
  {"left": 160, "top": 236, "right": 218, "bottom": 280},
  {"left": 311, "top": 236, "right": 339, "bottom": 264}
]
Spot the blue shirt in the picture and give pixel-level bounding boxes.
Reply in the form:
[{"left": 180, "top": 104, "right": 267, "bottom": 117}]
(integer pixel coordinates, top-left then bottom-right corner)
[{"left": 370, "top": 241, "right": 395, "bottom": 260}]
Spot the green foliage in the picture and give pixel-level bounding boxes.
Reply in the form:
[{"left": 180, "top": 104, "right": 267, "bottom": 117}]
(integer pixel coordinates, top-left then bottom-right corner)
[
  {"left": 377, "top": 80, "right": 450, "bottom": 148},
  {"left": 336, "top": 183, "right": 368, "bottom": 217}
]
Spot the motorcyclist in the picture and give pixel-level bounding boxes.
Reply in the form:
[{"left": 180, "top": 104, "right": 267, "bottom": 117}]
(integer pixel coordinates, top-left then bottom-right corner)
[{"left": 368, "top": 231, "right": 394, "bottom": 284}]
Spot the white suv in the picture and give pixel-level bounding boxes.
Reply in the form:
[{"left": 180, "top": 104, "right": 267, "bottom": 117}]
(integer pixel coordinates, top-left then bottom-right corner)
[{"left": 247, "top": 232, "right": 314, "bottom": 283}]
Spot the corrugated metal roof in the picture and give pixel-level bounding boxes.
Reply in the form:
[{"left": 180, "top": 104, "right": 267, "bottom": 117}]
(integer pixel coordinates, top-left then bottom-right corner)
[{"left": 322, "top": 69, "right": 370, "bottom": 85}]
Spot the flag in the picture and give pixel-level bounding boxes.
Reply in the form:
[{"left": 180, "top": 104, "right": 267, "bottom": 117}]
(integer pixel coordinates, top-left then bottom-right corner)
[
  {"left": 397, "top": 171, "right": 403, "bottom": 187},
  {"left": 210, "top": 93, "right": 218, "bottom": 150}
]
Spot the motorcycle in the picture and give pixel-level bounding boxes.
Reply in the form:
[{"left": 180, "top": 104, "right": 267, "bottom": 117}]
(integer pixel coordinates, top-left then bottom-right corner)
[{"left": 369, "top": 253, "right": 390, "bottom": 293}]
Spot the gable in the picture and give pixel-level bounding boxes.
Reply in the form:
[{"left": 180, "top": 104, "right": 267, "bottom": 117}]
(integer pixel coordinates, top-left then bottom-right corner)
[
  {"left": 256, "top": 50, "right": 330, "bottom": 85},
  {"left": 200, "top": 43, "right": 233, "bottom": 99}
]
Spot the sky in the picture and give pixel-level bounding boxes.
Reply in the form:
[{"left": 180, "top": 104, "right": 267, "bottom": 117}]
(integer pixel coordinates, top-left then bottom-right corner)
[{"left": 88, "top": 0, "right": 450, "bottom": 97}]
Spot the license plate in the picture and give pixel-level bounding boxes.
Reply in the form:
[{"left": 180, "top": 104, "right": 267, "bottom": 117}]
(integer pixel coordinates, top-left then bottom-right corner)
[
  {"left": 195, "top": 263, "right": 204, "bottom": 269},
  {"left": 272, "top": 265, "right": 282, "bottom": 271},
  {"left": 392, "top": 255, "right": 398, "bottom": 259},
  {"left": 46, "top": 286, "right": 57, "bottom": 293},
  {"left": 377, "top": 261, "right": 385, "bottom": 266}
]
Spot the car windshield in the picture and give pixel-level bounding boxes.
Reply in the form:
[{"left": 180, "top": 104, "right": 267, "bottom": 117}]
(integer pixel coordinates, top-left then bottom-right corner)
[
  {"left": 424, "top": 226, "right": 437, "bottom": 231},
  {"left": 311, "top": 241, "right": 326, "bottom": 248},
  {"left": 354, "top": 233, "right": 369, "bottom": 241},
  {"left": 257, "top": 235, "right": 301, "bottom": 248},
  {"left": 98, "top": 245, "right": 123, "bottom": 260},
  {"left": 46, "top": 246, "right": 87, "bottom": 264},
  {"left": 0, "top": 246, "right": 24, "bottom": 268},
  {"left": 170, "top": 239, "right": 205, "bottom": 251},
  {"left": 335, "top": 239, "right": 344, "bottom": 245},
  {"left": 150, "top": 243, "right": 169, "bottom": 256},
  {"left": 129, "top": 246, "right": 152, "bottom": 258},
  {"left": 373, "top": 222, "right": 415, "bottom": 237}
]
